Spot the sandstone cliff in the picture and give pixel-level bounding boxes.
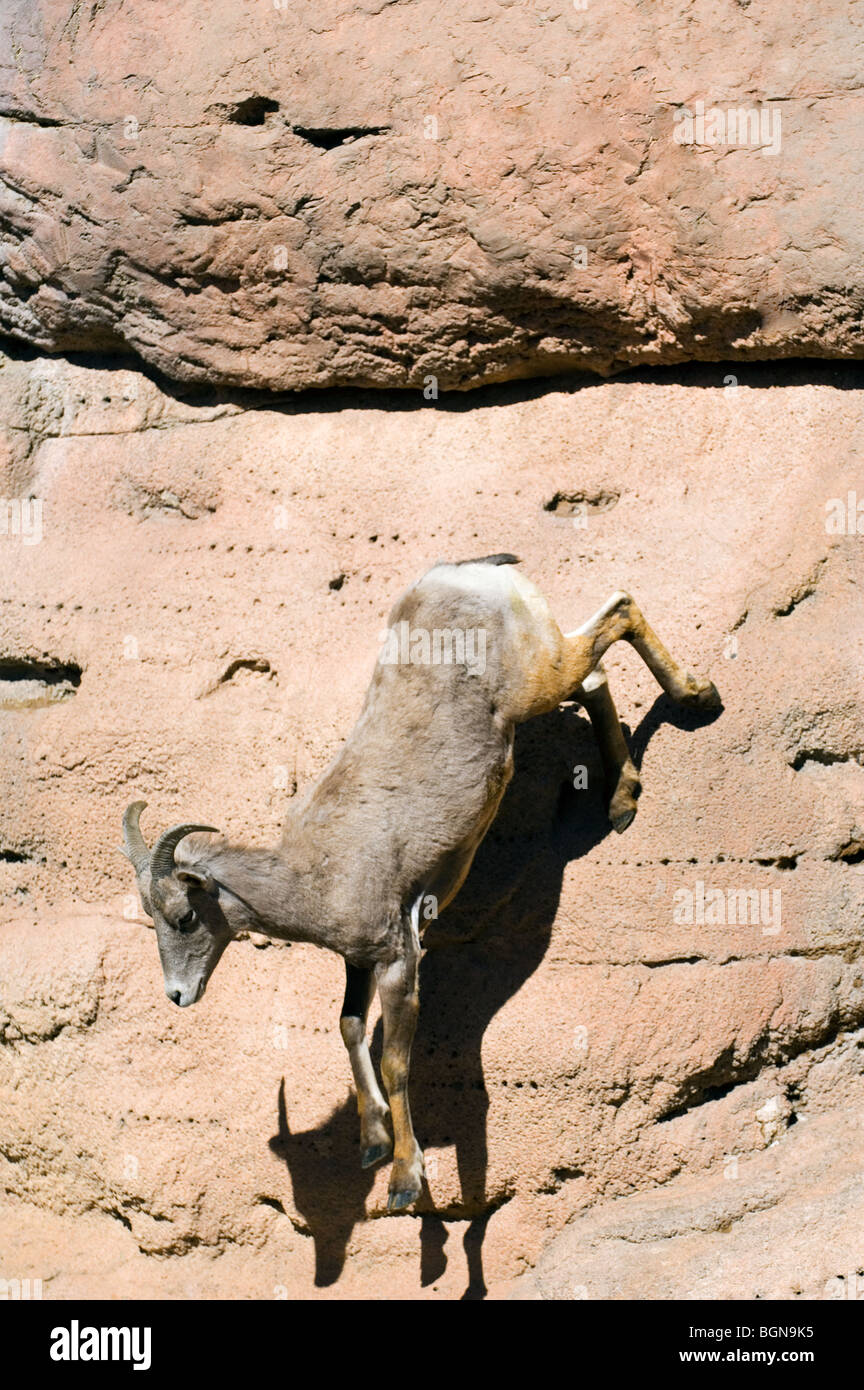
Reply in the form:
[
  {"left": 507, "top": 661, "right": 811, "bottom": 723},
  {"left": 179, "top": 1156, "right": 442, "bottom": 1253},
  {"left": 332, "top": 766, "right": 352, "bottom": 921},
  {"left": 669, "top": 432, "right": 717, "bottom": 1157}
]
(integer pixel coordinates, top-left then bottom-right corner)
[{"left": 1, "top": 346, "right": 861, "bottom": 1297}]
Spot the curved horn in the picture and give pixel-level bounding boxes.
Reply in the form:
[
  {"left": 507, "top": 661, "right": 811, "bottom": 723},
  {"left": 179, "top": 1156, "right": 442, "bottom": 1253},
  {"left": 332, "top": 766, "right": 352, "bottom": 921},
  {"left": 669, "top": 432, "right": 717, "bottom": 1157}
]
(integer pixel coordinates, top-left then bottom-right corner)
[
  {"left": 120, "top": 800, "right": 151, "bottom": 877},
  {"left": 150, "top": 822, "right": 219, "bottom": 882}
]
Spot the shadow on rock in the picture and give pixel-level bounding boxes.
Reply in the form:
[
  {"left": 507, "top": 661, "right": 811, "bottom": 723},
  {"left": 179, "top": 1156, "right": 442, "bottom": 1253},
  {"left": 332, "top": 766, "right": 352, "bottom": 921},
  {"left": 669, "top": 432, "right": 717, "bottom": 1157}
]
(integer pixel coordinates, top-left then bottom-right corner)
[
  {"left": 269, "top": 694, "right": 721, "bottom": 1295},
  {"left": 268, "top": 1079, "right": 378, "bottom": 1287}
]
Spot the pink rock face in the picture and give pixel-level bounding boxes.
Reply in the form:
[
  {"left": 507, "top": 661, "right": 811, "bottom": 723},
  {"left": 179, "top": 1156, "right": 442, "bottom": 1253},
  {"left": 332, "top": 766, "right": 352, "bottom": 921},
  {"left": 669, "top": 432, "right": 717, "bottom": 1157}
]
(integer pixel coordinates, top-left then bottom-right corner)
[
  {"left": 492, "top": 1102, "right": 864, "bottom": 1301},
  {"left": 1, "top": 1, "right": 863, "bottom": 390},
  {"left": 0, "top": 349, "right": 862, "bottom": 1297}
]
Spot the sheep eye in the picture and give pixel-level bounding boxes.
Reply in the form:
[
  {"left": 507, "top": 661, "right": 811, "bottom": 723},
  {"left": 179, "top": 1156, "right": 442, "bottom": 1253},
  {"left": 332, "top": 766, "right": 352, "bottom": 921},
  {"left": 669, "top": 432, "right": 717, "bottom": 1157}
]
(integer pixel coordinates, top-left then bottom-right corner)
[{"left": 176, "top": 909, "right": 195, "bottom": 931}]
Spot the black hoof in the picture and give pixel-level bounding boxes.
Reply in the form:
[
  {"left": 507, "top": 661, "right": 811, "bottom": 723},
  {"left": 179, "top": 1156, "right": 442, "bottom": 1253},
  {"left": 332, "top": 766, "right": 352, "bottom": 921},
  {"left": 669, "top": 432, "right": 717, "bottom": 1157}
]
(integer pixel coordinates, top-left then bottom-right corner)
[
  {"left": 685, "top": 679, "right": 722, "bottom": 710},
  {"left": 361, "top": 1142, "right": 392, "bottom": 1170},
  {"left": 387, "top": 1188, "right": 420, "bottom": 1212},
  {"left": 611, "top": 805, "right": 637, "bottom": 834}
]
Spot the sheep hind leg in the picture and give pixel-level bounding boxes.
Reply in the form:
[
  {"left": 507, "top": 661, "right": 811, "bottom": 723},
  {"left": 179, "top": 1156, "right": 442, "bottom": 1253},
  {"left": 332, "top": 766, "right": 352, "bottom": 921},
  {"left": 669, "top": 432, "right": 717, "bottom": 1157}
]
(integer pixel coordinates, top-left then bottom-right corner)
[
  {"left": 574, "top": 663, "right": 642, "bottom": 833},
  {"left": 562, "top": 591, "right": 721, "bottom": 709}
]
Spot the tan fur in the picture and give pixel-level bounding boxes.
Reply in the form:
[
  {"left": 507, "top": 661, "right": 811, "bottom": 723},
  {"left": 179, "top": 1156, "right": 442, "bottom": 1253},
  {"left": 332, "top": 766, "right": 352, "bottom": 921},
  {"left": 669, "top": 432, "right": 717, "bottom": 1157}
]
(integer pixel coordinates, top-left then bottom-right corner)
[{"left": 123, "top": 558, "right": 720, "bottom": 1210}]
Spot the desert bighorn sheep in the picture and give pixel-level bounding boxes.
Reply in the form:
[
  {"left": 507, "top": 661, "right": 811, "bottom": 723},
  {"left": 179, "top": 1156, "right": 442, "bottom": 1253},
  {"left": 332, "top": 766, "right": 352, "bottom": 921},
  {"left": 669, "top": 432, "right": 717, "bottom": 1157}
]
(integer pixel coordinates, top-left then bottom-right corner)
[{"left": 121, "top": 555, "right": 720, "bottom": 1210}]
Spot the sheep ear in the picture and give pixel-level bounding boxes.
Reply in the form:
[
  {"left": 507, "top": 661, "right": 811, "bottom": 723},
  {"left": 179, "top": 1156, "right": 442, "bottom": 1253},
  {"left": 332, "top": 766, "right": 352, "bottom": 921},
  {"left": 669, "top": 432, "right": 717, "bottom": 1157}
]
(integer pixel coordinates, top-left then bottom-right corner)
[{"left": 176, "top": 866, "right": 214, "bottom": 893}]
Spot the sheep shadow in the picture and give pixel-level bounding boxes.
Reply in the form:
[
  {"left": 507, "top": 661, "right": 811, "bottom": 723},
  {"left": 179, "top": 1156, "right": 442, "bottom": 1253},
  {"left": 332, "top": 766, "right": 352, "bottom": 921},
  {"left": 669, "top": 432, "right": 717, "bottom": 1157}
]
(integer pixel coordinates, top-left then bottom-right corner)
[
  {"left": 268, "top": 692, "right": 721, "bottom": 1295},
  {"left": 268, "top": 1080, "right": 377, "bottom": 1287}
]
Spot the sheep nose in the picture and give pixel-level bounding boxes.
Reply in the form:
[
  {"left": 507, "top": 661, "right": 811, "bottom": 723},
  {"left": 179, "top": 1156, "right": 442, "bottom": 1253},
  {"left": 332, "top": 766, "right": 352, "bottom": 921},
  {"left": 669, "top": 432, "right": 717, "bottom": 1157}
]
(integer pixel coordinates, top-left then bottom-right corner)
[{"left": 168, "top": 989, "right": 182, "bottom": 1006}]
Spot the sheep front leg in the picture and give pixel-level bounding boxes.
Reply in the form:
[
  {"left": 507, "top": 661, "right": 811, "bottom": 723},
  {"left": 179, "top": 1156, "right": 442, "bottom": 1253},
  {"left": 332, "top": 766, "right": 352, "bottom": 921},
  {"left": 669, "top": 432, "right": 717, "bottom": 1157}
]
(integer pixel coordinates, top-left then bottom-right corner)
[
  {"left": 376, "top": 948, "right": 424, "bottom": 1211},
  {"left": 339, "top": 962, "right": 392, "bottom": 1169}
]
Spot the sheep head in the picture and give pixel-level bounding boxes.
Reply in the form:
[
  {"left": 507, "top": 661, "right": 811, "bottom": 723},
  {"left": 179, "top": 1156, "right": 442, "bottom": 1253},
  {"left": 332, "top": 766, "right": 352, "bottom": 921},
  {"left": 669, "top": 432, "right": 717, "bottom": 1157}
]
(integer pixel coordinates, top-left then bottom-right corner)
[{"left": 120, "top": 801, "right": 232, "bottom": 1007}]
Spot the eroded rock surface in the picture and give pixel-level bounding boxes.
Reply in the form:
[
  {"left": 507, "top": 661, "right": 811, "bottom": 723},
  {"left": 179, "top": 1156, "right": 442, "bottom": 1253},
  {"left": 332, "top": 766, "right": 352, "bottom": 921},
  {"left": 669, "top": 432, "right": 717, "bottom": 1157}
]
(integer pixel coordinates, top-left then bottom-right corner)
[
  {"left": 1, "top": 1, "right": 863, "bottom": 390},
  {"left": 494, "top": 1100, "right": 864, "bottom": 1301}
]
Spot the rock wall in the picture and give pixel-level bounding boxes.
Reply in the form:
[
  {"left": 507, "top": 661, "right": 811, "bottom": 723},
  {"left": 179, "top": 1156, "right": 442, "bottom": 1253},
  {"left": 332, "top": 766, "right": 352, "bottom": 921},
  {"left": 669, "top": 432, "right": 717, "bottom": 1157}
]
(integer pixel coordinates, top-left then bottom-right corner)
[
  {"left": 1, "top": 0, "right": 863, "bottom": 391},
  {"left": 1, "top": 346, "right": 862, "bottom": 1298}
]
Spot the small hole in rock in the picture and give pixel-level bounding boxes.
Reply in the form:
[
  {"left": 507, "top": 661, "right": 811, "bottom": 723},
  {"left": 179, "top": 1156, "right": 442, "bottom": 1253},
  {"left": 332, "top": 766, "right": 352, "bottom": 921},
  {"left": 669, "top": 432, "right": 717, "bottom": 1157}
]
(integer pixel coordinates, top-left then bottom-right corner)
[
  {"left": 257, "top": 1196, "right": 286, "bottom": 1214},
  {"left": 228, "top": 96, "right": 280, "bottom": 126}
]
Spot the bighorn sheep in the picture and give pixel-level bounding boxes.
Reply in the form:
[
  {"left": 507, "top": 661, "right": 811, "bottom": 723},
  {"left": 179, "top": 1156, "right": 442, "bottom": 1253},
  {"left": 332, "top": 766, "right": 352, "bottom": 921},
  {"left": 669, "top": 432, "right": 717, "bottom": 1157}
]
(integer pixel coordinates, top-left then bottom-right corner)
[{"left": 121, "top": 555, "right": 720, "bottom": 1210}]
